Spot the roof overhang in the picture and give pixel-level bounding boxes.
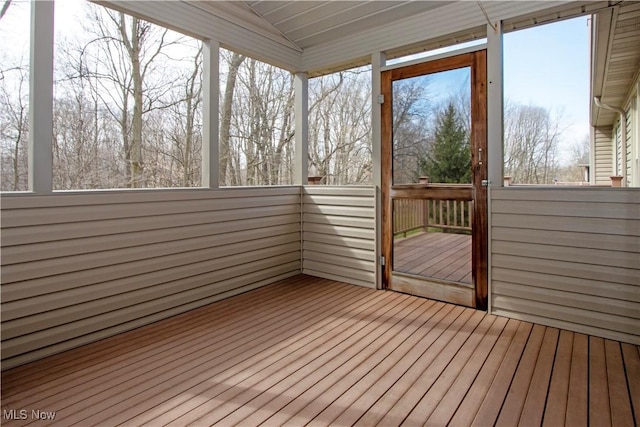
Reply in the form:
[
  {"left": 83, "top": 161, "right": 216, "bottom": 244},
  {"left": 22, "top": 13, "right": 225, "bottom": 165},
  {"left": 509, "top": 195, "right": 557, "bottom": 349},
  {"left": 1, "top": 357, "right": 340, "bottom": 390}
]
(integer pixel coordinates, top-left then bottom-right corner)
[{"left": 591, "top": 1, "right": 640, "bottom": 128}]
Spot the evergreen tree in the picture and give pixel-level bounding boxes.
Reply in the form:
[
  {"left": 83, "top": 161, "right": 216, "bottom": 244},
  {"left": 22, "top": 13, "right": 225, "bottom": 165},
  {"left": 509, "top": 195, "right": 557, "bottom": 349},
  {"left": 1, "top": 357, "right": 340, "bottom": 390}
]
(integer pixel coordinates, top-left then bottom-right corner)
[{"left": 419, "top": 103, "right": 471, "bottom": 183}]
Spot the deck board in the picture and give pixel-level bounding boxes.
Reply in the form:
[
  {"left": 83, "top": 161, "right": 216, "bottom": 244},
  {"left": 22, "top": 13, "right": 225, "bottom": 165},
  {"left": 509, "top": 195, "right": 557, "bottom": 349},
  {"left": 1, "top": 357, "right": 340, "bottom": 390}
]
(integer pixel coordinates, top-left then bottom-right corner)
[
  {"left": 566, "top": 333, "right": 589, "bottom": 426},
  {"left": 2, "top": 275, "right": 639, "bottom": 427},
  {"left": 394, "top": 232, "right": 472, "bottom": 284},
  {"left": 542, "top": 329, "right": 573, "bottom": 426},
  {"left": 590, "top": 336, "right": 613, "bottom": 427}
]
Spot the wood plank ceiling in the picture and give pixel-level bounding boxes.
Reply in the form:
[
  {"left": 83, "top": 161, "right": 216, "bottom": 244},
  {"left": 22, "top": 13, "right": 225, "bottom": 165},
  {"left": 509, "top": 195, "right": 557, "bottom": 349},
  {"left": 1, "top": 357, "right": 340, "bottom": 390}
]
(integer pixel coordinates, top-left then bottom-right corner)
[
  {"left": 243, "top": 1, "right": 448, "bottom": 50},
  {"left": 188, "top": 1, "right": 448, "bottom": 52}
]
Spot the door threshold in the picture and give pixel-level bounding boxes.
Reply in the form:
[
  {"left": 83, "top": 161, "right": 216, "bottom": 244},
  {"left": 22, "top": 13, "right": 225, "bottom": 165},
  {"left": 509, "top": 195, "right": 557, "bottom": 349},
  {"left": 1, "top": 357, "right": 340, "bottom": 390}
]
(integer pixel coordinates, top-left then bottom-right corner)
[{"left": 389, "top": 272, "right": 475, "bottom": 308}]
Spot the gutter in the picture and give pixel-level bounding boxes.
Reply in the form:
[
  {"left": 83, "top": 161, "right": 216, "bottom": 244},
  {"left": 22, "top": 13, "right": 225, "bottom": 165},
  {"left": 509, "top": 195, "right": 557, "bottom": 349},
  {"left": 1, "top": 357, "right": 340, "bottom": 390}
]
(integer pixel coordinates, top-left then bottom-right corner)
[{"left": 594, "top": 96, "right": 627, "bottom": 186}]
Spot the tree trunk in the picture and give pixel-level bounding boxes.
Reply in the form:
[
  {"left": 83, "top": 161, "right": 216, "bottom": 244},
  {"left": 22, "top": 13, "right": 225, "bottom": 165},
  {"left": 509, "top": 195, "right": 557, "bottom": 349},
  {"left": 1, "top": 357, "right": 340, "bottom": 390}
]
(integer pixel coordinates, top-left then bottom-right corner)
[{"left": 219, "top": 52, "right": 245, "bottom": 186}]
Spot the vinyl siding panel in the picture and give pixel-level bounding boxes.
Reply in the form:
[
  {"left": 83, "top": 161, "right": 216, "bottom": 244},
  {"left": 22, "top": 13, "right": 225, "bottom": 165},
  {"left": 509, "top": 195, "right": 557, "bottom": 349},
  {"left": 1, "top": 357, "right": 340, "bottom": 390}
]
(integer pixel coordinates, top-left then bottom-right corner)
[
  {"left": 490, "top": 187, "right": 640, "bottom": 345},
  {"left": 626, "top": 107, "right": 632, "bottom": 186},
  {"left": 594, "top": 126, "right": 614, "bottom": 185},
  {"left": 0, "top": 187, "right": 302, "bottom": 369},
  {"left": 302, "top": 186, "right": 377, "bottom": 288}
]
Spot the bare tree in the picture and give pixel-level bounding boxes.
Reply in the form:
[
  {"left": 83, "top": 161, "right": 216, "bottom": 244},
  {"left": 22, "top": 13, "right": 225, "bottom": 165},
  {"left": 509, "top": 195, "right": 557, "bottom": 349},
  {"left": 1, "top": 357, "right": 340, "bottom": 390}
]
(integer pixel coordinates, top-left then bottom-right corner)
[
  {"left": 308, "top": 68, "right": 372, "bottom": 184},
  {"left": 391, "top": 77, "right": 432, "bottom": 184},
  {"left": 79, "top": 5, "right": 184, "bottom": 187},
  {"left": 0, "top": 65, "right": 28, "bottom": 191},
  {"left": 219, "top": 51, "right": 245, "bottom": 186},
  {"left": 504, "top": 102, "right": 565, "bottom": 184},
  {"left": 226, "top": 56, "right": 294, "bottom": 186}
]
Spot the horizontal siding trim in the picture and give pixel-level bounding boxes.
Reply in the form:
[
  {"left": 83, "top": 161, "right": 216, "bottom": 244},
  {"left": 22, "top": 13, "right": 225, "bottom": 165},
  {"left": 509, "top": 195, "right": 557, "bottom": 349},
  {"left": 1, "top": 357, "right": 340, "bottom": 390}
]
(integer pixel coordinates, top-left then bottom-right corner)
[
  {"left": 302, "top": 186, "right": 374, "bottom": 197},
  {"left": 2, "top": 234, "right": 301, "bottom": 294},
  {"left": 303, "top": 260, "right": 375, "bottom": 284},
  {"left": 491, "top": 307, "right": 640, "bottom": 346},
  {"left": 491, "top": 227, "right": 639, "bottom": 252},
  {"left": 302, "top": 195, "right": 375, "bottom": 208},
  {"left": 0, "top": 186, "right": 301, "bottom": 209},
  {"left": 1, "top": 194, "right": 300, "bottom": 228},
  {"left": 302, "top": 213, "right": 375, "bottom": 230},
  {"left": 492, "top": 241, "right": 638, "bottom": 269},
  {"left": 493, "top": 281, "right": 640, "bottom": 319},
  {"left": 303, "top": 232, "right": 375, "bottom": 251},
  {"left": 3, "top": 239, "right": 301, "bottom": 311},
  {"left": 492, "top": 254, "right": 639, "bottom": 286},
  {"left": 1, "top": 205, "right": 299, "bottom": 247},
  {"left": 2, "top": 228, "right": 300, "bottom": 285},
  {"left": 492, "top": 296, "right": 640, "bottom": 344},
  {"left": 1, "top": 214, "right": 300, "bottom": 265},
  {"left": 491, "top": 187, "right": 640, "bottom": 203},
  {"left": 303, "top": 250, "right": 375, "bottom": 272},
  {"left": 492, "top": 268, "right": 640, "bottom": 303},
  {"left": 492, "top": 213, "right": 638, "bottom": 236},
  {"left": 301, "top": 270, "right": 374, "bottom": 289},
  {"left": 492, "top": 199, "right": 639, "bottom": 219},
  {"left": 303, "top": 223, "right": 374, "bottom": 240},
  {"left": 303, "top": 241, "right": 375, "bottom": 261},
  {"left": 303, "top": 204, "right": 375, "bottom": 219}
]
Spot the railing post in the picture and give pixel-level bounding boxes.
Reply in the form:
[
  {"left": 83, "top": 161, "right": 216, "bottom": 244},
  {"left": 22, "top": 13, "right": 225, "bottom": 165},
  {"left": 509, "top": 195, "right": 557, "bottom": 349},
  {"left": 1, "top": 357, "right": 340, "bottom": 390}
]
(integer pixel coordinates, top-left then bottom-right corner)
[{"left": 423, "top": 199, "right": 429, "bottom": 232}]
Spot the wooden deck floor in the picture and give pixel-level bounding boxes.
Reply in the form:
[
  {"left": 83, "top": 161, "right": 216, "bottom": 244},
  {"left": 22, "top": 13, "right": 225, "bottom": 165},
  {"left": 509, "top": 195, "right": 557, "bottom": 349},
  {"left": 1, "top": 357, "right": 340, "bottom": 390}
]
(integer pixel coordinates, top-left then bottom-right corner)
[
  {"left": 2, "top": 275, "right": 639, "bottom": 426},
  {"left": 394, "top": 232, "right": 472, "bottom": 284}
]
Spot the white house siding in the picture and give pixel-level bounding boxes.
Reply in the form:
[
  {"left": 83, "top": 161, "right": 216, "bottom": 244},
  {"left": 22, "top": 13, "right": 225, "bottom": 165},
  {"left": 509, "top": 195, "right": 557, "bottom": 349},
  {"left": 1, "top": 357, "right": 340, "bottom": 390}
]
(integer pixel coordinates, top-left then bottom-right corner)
[
  {"left": 0, "top": 187, "right": 301, "bottom": 369},
  {"left": 612, "top": 76, "right": 639, "bottom": 187},
  {"left": 613, "top": 106, "right": 634, "bottom": 186},
  {"left": 594, "top": 126, "right": 614, "bottom": 185},
  {"left": 490, "top": 187, "right": 640, "bottom": 345},
  {"left": 302, "top": 186, "right": 377, "bottom": 288}
]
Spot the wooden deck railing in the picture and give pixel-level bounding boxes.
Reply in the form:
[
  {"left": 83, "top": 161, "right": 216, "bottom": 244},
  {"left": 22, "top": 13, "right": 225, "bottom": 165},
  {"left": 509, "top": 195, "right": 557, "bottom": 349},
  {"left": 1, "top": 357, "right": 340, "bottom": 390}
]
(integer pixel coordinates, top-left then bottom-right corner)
[{"left": 393, "top": 198, "right": 472, "bottom": 237}]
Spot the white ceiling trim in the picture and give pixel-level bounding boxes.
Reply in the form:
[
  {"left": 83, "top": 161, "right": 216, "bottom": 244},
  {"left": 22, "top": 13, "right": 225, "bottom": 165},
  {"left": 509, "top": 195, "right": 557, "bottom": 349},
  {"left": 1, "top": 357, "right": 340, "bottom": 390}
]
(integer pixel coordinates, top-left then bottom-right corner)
[
  {"left": 591, "top": 7, "right": 616, "bottom": 127},
  {"left": 189, "top": 1, "right": 303, "bottom": 52},
  {"left": 380, "top": 43, "right": 488, "bottom": 73},
  {"left": 301, "top": 1, "right": 590, "bottom": 75}
]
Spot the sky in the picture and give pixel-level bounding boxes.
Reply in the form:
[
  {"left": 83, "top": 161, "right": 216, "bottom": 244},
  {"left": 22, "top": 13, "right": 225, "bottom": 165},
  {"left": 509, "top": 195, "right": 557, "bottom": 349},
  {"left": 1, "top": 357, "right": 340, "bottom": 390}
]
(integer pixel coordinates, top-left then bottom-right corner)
[
  {"left": 388, "top": 16, "right": 591, "bottom": 164},
  {"left": 2, "top": 1, "right": 590, "bottom": 164},
  {"left": 504, "top": 15, "right": 591, "bottom": 160}
]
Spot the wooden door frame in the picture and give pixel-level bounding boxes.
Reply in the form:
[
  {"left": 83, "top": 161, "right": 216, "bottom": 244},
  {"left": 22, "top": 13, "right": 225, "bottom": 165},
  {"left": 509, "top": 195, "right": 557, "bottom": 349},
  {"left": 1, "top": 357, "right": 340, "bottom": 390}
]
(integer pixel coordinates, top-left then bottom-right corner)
[{"left": 381, "top": 50, "right": 488, "bottom": 309}]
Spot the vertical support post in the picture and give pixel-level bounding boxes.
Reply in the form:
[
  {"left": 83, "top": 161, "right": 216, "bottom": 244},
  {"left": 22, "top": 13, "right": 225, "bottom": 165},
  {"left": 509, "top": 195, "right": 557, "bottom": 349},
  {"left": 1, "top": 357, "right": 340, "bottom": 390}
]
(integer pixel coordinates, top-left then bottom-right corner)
[
  {"left": 486, "top": 21, "right": 503, "bottom": 313},
  {"left": 589, "top": 126, "right": 596, "bottom": 185},
  {"left": 487, "top": 21, "right": 503, "bottom": 187},
  {"left": 294, "top": 72, "right": 308, "bottom": 185},
  {"left": 202, "top": 39, "right": 220, "bottom": 188},
  {"left": 372, "top": 52, "right": 386, "bottom": 289},
  {"left": 29, "top": 0, "right": 54, "bottom": 193},
  {"left": 372, "top": 52, "right": 385, "bottom": 191}
]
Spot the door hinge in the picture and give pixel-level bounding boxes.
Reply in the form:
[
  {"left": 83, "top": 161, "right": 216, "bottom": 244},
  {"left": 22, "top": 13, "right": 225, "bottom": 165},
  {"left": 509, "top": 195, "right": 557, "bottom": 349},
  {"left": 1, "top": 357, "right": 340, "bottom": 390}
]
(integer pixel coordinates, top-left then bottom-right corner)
[
  {"left": 481, "top": 179, "right": 490, "bottom": 187},
  {"left": 377, "top": 94, "right": 384, "bottom": 104},
  {"left": 380, "top": 255, "right": 386, "bottom": 266}
]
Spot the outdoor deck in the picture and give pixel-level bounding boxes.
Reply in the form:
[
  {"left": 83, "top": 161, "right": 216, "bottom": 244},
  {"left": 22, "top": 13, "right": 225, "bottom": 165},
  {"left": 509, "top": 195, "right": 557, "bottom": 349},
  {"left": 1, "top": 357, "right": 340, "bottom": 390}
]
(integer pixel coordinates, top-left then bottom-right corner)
[
  {"left": 2, "top": 275, "right": 639, "bottom": 426},
  {"left": 394, "top": 232, "right": 472, "bottom": 284}
]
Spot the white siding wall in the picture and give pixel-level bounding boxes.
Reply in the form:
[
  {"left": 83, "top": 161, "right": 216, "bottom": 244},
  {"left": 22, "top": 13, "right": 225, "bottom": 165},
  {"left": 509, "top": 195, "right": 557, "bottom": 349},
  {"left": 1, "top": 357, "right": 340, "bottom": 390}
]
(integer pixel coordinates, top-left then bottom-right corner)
[
  {"left": 1, "top": 187, "right": 301, "bottom": 369},
  {"left": 594, "top": 126, "right": 614, "bottom": 185},
  {"left": 302, "top": 186, "right": 377, "bottom": 288},
  {"left": 491, "top": 187, "right": 640, "bottom": 345}
]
